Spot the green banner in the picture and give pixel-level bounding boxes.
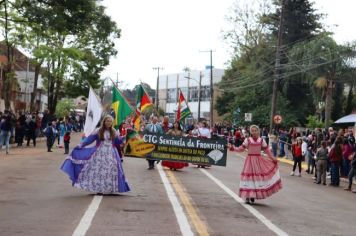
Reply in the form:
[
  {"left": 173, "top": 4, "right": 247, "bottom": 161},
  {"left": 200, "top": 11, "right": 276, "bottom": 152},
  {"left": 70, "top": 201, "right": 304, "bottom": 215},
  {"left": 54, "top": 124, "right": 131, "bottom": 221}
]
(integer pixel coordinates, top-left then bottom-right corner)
[{"left": 124, "top": 131, "right": 227, "bottom": 166}]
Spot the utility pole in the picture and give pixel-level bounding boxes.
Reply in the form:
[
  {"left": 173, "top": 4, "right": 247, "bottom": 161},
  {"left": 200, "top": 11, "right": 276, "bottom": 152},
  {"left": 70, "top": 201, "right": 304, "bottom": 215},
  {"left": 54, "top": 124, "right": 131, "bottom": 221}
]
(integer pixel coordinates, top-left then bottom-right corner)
[
  {"left": 153, "top": 67, "right": 164, "bottom": 112},
  {"left": 198, "top": 71, "right": 202, "bottom": 121},
  {"left": 200, "top": 49, "right": 215, "bottom": 128},
  {"left": 184, "top": 67, "right": 202, "bottom": 121},
  {"left": 270, "top": 0, "right": 286, "bottom": 131}
]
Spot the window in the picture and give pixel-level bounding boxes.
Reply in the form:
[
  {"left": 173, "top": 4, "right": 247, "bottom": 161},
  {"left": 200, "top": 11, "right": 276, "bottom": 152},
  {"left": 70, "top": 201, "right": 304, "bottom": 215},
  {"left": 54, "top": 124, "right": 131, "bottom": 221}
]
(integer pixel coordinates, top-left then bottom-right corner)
[
  {"left": 188, "top": 87, "right": 199, "bottom": 102},
  {"left": 167, "top": 88, "right": 177, "bottom": 103},
  {"left": 188, "top": 86, "right": 211, "bottom": 102}
]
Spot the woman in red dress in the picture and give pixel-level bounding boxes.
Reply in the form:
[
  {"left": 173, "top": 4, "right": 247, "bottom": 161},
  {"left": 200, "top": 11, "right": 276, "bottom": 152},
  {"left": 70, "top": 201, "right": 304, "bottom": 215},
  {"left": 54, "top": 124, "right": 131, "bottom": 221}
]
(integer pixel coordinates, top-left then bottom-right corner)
[
  {"left": 161, "top": 121, "right": 189, "bottom": 170},
  {"left": 230, "top": 125, "right": 282, "bottom": 204}
]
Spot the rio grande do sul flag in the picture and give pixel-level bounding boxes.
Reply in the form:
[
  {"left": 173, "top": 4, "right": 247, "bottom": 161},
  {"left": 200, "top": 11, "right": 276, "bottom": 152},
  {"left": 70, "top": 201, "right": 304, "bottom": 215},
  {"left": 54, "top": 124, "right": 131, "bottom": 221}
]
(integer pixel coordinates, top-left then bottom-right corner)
[
  {"left": 83, "top": 87, "right": 103, "bottom": 137},
  {"left": 176, "top": 90, "right": 191, "bottom": 122},
  {"left": 136, "top": 84, "right": 153, "bottom": 112},
  {"left": 112, "top": 86, "right": 133, "bottom": 129},
  {"left": 133, "top": 84, "right": 153, "bottom": 130}
]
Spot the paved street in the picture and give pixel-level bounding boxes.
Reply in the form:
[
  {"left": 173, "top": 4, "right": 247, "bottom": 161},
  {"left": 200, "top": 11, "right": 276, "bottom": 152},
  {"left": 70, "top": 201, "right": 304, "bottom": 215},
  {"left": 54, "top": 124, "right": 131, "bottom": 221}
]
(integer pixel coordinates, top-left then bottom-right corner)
[{"left": 1, "top": 133, "right": 356, "bottom": 236}]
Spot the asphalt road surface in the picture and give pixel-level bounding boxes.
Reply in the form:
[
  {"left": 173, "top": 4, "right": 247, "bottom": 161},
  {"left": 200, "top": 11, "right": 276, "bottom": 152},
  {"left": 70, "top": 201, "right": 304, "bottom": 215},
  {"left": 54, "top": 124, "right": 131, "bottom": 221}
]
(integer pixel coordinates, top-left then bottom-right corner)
[{"left": 0, "top": 133, "right": 355, "bottom": 236}]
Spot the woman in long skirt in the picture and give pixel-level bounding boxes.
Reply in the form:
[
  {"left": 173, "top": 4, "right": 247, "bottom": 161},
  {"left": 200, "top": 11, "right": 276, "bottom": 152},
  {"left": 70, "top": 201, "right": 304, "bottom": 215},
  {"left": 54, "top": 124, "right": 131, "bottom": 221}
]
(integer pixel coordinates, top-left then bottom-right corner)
[
  {"left": 230, "top": 125, "right": 282, "bottom": 204},
  {"left": 61, "top": 115, "right": 130, "bottom": 194},
  {"left": 161, "top": 121, "right": 189, "bottom": 170}
]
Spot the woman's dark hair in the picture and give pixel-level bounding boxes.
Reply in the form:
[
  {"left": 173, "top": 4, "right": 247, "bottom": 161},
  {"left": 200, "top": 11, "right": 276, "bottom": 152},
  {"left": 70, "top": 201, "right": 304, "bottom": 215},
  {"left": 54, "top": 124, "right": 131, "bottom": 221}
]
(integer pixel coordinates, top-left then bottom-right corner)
[
  {"left": 334, "top": 137, "right": 343, "bottom": 156},
  {"left": 173, "top": 121, "right": 182, "bottom": 131}
]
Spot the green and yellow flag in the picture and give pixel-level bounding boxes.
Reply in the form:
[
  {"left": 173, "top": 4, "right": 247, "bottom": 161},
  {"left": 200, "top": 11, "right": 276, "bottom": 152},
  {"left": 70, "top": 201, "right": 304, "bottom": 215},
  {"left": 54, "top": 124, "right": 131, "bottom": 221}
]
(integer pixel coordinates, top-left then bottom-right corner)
[{"left": 112, "top": 86, "right": 133, "bottom": 129}]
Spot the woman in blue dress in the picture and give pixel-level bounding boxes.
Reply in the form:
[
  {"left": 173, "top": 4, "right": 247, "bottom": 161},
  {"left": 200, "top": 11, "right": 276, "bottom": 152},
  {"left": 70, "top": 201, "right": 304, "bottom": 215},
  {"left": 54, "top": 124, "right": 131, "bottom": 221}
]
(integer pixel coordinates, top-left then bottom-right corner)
[{"left": 61, "top": 115, "right": 130, "bottom": 194}]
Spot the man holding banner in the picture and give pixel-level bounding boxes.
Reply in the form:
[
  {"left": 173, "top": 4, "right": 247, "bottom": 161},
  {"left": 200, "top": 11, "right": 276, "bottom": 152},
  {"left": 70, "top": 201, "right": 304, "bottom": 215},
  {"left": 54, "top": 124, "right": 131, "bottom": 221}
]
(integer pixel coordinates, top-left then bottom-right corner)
[{"left": 145, "top": 116, "right": 163, "bottom": 170}]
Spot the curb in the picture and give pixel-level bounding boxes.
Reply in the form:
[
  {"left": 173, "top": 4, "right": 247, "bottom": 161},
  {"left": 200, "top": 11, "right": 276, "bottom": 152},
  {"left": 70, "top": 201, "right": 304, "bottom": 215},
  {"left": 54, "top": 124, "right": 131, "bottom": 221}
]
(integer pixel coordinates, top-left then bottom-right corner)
[{"left": 277, "top": 156, "right": 356, "bottom": 185}]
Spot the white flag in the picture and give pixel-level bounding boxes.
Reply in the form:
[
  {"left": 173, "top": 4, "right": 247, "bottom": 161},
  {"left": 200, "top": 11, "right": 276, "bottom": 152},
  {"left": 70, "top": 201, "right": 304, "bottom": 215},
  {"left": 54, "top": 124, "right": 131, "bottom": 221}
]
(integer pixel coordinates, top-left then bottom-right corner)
[{"left": 83, "top": 88, "right": 103, "bottom": 137}]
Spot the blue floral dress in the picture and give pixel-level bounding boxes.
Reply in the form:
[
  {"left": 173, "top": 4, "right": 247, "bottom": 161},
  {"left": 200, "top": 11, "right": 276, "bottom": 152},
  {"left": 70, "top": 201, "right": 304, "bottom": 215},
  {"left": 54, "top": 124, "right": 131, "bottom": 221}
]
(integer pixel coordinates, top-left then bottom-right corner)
[{"left": 61, "top": 129, "right": 130, "bottom": 194}]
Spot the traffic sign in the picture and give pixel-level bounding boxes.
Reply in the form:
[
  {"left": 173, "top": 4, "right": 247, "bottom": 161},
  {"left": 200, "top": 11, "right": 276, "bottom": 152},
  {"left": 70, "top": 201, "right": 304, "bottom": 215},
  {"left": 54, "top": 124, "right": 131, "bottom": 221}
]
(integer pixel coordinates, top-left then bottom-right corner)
[
  {"left": 245, "top": 113, "right": 252, "bottom": 122},
  {"left": 273, "top": 115, "right": 282, "bottom": 124}
]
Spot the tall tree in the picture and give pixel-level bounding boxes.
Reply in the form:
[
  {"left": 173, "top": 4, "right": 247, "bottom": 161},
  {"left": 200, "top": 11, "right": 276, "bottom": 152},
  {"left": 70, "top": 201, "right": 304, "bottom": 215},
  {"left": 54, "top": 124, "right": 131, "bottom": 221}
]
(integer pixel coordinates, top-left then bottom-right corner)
[
  {"left": 287, "top": 33, "right": 356, "bottom": 127},
  {"left": 18, "top": 0, "right": 120, "bottom": 114},
  {"left": 266, "top": 0, "right": 323, "bottom": 124}
]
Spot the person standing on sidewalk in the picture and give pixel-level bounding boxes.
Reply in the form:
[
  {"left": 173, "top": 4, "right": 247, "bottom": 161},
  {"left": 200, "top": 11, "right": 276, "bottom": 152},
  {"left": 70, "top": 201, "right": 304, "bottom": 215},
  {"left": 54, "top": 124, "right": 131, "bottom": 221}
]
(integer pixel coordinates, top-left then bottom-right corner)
[
  {"left": 0, "top": 110, "right": 13, "bottom": 154},
  {"left": 328, "top": 137, "right": 343, "bottom": 186},
  {"left": 306, "top": 134, "right": 316, "bottom": 174},
  {"left": 316, "top": 141, "right": 328, "bottom": 185},
  {"left": 291, "top": 138, "right": 303, "bottom": 176},
  {"left": 344, "top": 152, "right": 356, "bottom": 191},
  {"left": 26, "top": 116, "right": 37, "bottom": 147},
  {"left": 229, "top": 125, "right": 282, "bottom": 204},
  {"left": 269, "top": 129, "right": 278, "bottom": 158},
  {"left": 278, "top": 129, "right": 287, "bottom": 157}
]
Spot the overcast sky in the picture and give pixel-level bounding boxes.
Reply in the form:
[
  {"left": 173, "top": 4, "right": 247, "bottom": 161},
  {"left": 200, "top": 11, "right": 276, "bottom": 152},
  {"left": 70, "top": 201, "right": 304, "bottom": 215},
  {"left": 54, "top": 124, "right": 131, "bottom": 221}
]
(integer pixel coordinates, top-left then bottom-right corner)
[{"left": 101, "top": 0, "right": 356, "bottom": 89}]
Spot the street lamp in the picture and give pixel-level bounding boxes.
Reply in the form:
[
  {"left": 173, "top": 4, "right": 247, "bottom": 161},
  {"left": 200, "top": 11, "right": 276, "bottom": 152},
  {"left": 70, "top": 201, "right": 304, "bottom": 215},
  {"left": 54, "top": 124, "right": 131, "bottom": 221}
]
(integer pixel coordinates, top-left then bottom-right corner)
[{"left": 184, "top": 68, "right": 202, "bottom": 121}]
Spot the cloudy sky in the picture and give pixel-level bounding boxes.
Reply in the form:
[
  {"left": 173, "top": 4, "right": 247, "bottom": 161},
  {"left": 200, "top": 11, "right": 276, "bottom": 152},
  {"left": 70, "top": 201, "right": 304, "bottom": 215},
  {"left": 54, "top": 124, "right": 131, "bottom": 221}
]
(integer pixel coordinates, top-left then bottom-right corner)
[{"left": 101, "top": 0, "right": 356, "bottom": 89}]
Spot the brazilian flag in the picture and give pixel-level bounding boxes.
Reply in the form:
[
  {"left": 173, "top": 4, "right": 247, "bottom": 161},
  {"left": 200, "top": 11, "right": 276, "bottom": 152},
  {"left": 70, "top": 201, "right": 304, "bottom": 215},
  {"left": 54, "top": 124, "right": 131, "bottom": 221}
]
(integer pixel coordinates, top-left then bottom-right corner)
[{"left": 112, "top": 86, "right": 133, "bottom": 129}]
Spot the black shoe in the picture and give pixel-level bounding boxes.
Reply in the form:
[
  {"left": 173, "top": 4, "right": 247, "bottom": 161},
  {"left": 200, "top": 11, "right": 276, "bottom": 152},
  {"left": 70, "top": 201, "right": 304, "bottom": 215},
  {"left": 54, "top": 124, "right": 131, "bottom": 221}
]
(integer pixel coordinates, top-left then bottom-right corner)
[
  {"left": 147, "top": 167, "right": 154, "bottom": 170},
  {"left": 245, "top": 198, "right": 250, "bottom": 204},
  {"left": 250, "top": 198, "right": 255, "bottom": 203},
  {"left": 48, "top": 150, "right": 53, "bottom": 152},
  {"left": 316, "top": 182, "right": 321, "bottom": 184}
]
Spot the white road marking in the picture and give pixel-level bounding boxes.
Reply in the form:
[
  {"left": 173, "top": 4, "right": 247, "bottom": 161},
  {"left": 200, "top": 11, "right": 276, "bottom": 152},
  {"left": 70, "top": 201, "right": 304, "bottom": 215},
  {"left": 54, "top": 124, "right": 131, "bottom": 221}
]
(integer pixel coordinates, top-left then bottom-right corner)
[
  {"left": 200, "top": 169, "right": 288, "bottom": 236},
  {"left": 157, "top": 164, "right": 194, "bottom": 236},
  {"left": 72, "top": 195, "right": 103, "bottom": 236}
]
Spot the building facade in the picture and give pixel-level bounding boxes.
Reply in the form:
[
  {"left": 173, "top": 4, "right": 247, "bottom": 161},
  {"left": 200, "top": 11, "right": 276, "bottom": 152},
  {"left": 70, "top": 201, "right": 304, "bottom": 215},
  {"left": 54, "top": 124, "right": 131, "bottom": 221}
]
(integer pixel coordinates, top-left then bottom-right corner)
[
  {"left": 158, "top": 68, "right": 224, "bottom": 124},
  {"left": 0, "top": 43, "right": 48, "bottom": 111}
]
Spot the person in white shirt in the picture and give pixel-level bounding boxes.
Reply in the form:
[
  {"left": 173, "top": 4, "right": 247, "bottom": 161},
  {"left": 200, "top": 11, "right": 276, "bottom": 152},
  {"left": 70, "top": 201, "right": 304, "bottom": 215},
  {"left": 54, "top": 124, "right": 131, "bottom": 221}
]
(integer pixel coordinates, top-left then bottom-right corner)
[{"left": 302, "top": 136, "right": 308, "bottom": 162}]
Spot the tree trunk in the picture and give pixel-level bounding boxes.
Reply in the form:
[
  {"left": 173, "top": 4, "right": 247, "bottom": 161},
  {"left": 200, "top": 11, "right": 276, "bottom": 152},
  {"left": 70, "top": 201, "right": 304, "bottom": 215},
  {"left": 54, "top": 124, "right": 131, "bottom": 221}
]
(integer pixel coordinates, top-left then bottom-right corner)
[
  {"left": 345, "top": 83, "right": 354, "bottom": 114},
  {"left": 30, "top": 61, "right": 42, "bottom": 112},
  {"left": 47, "top": 61, "right": 56, "bottom": 115},
  {"left": 324, "top": 79, "right": 333, "bottom": 128},
  {"left": 3, "top": 0, "right": 12, "bottom": 111}
]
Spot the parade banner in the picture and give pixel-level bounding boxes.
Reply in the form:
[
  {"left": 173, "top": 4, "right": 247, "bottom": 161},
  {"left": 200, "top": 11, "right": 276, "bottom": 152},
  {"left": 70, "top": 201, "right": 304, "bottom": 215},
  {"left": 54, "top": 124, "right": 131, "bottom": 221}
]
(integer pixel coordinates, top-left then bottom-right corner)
[{"left": 124, "top": 131, "right": 227, "bottom": 166}]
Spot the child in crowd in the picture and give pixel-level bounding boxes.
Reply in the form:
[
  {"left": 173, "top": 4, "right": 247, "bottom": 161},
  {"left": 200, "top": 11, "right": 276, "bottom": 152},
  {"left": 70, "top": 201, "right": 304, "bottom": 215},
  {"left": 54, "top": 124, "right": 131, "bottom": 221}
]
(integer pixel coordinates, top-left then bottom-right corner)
[
  {"left": 291, "top": 138, "right": 303, "bottom": 176},
  {"left": 64, "top": 131, "right": 71, "bottom": 154}
]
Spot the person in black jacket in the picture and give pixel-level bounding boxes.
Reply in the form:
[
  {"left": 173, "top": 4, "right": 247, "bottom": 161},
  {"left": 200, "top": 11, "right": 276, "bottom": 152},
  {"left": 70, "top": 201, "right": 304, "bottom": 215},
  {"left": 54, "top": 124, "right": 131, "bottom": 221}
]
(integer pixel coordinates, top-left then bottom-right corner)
[
  {"left": 26, "top": 116, "right": 37, "bottom": 147},
  {"left": 45, "top": 121, "right": 57, "bottom": 152}
]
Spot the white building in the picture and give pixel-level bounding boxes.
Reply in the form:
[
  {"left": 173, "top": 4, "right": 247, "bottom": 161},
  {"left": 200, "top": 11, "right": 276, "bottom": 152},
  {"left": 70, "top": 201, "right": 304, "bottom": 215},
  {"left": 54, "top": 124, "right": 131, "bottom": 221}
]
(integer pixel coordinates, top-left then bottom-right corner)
[
  {"left": 158, "top": 68, "right": 224, "bottom": 123},
  {"left": 16, "top": 69, "right": 48, "bottom": 111}
]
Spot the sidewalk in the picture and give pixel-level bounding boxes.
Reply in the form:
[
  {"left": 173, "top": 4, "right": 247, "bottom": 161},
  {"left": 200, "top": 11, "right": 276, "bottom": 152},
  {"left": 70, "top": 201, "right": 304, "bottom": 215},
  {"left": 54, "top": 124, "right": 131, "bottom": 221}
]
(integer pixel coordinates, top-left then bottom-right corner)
[{"left": 277, "top": 156, "right": 356, "bottom": 186}]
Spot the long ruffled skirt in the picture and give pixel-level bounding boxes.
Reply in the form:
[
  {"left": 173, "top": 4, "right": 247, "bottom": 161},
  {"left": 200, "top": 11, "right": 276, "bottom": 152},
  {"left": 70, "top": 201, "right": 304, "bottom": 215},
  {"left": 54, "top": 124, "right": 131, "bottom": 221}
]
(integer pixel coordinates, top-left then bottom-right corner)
[
  {"left": 239, "top": 155, "right": 282, "bottom": 200},
  {"left": 68, "top": 143, "right": 130, "bottom": 194}
]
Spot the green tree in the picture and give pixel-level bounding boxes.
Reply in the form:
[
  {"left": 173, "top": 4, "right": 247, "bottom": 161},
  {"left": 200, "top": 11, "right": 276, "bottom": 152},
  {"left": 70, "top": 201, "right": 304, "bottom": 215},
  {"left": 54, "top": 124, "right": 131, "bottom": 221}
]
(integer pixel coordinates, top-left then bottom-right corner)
[
  {"left": 287, "top": 33, "right": 356, "bottom": 127},
  {"left": 18, "top": 0, "right": 120, "bottom": 114},
  {"left": 55, "top": 98, "right": 74, "bottom": 119}
]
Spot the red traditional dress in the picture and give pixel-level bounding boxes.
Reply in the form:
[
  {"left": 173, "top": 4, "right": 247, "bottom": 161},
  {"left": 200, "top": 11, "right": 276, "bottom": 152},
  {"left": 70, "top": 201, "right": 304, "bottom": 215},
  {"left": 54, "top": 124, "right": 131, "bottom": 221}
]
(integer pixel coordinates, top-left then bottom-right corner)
[
  {"left": 233, "top": 137, "right": 282, "bottom": 200},
  {"left": 161, "top": 129, "right": 189, "bottom": 170}
]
